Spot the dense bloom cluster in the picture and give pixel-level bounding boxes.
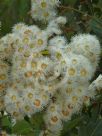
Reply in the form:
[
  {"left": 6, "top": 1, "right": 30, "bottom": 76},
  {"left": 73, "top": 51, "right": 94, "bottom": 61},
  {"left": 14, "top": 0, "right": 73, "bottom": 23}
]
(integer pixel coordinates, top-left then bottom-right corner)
[
  {"left": 31, "top": 0, "right": 60, "bottom": 22},
  {"left": 0, "top": 17, "right": 67, "bottom": 119},
  {"left": 0, "top": 0, "right": 102, "bottom": 136}
]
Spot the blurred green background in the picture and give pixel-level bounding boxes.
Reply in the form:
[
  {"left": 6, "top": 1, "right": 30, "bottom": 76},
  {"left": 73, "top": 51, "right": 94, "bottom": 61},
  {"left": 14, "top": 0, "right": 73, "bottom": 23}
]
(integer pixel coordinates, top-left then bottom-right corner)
[{"left": 0, "top": 0, "right": 102, "bottom": 136}]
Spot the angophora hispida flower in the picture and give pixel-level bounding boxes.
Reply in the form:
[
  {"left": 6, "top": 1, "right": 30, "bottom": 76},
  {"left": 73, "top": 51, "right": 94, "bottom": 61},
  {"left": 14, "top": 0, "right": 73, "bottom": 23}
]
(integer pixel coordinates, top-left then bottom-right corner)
[{"left": 0, "top": 0, "right": 102, "bottom": 136}]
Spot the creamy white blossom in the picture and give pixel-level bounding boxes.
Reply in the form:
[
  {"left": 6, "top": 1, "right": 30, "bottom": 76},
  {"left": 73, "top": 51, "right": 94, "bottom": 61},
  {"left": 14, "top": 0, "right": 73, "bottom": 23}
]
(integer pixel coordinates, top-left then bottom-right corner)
[
  {"left": 31, "top": 0, "right": 60, "bottom": 22},
  {"left": 70, "top": 34, "right": 101, "bottom": 71},
  {"left": 0, "top": 1, "right": 101, "bottom": 136}
]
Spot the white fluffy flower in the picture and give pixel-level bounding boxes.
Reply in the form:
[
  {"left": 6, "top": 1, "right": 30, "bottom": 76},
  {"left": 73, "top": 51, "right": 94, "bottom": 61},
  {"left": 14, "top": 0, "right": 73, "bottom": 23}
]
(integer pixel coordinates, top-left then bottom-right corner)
[
  {"left": 46, "top": 17, "right": 67, "bottom": 36},
  {"left": 64, "top": 53, "right": 94, "bottom": 83},
  {"left": 0, "top": 34, "right": 16, "bottom": 60},
  {"left": 0, "top": 2, "right": 101, "bottom": 136},
  {"left": 44, "top": 108, "right": 63, "bottom": 133},
  {"left": 70, "top": 34, "right": 101, "bottom": 71},
  {"left": 31, "top": 0, "right": 60, "bottom": 22},
  {"left": 49, "top": 36, "right": 67, "bottom": 48},
  {"left": 94, "top": 74, "right": 102, "bottom": 90},
  {"left": 12, "top": 25, "right": 48, "bottom": 55},
  {"left": 88, "top": 74, "right": 102, "bottom": 95},
  {"left": 12, "top": 22, "right": 28, "bottom": 33},
  {"left": 0, "top": 61, "right": 9, "bottom": 110}
]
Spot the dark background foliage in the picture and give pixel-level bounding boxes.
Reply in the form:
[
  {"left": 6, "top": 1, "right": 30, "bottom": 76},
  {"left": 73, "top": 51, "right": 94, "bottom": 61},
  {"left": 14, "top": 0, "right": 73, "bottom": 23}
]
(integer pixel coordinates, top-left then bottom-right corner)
[{"left": 0, "top": 0, "right": 102, "bottom": 136}]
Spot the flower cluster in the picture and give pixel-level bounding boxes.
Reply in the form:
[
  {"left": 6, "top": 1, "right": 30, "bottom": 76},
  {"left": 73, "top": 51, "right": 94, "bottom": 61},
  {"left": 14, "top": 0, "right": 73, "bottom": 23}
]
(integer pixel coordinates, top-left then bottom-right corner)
[
  {"left": 39, "top": 34, "right": 101, "bottom": 136},
  {"left": 0, "top": 0, "right": 102, "bottom": 136},
  {"left": 0, "top": 17, "right": 66, "bottom": 119},
  {"left": 31, "top": 0, "right": 60, "bottom": 22},
  {"left": 0, "top": 60, "right": 9, "bottom": 110}
]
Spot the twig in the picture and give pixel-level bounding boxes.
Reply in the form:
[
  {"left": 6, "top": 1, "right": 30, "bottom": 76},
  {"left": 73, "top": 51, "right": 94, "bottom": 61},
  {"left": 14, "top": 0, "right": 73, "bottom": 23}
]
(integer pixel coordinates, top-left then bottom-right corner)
[{"left": 59, "top": 5, "right": 95, "bottom": 19}]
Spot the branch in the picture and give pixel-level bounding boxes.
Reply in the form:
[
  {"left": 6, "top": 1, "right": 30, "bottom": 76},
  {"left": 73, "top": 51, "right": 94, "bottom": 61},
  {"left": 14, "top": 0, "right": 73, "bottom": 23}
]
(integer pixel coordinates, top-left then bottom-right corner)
[{"left": 59, "top": 5, "right": 95, "bottom": 19}]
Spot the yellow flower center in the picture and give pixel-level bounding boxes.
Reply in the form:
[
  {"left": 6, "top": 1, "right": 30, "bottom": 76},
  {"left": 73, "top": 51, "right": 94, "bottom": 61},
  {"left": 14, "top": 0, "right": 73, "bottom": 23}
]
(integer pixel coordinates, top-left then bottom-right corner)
[
  {"left": 34, "top": 99, "right": 41, "bottom": 107},
  {"left": 50, "top": 106, "right": 55, "bottom": 112},
  {"left": 66, "top": 88, "right": 73, "bottom": 94},
  {"left": 80, "top": 68, "right": 87, "bottom": 76},
  {"left": 0, "top": 74, "right": 6, "bottom": 80},
  {"left": 41, "top": 63, "right": 47, "bottom": 69},
  {"left": 42, "top": 95, "right": 47, "bottom": 100},
  {"left": 28, "top": 93, "right": 33, "bottom": 99},
  {"left": 67, "top": 80, "right": 72, "bottom": 84},
  {"left": 24, "top": 30, "right": 32, "bottom": 35},
  {"left": 24, "top": 51, "right": 30, "bottom": 57},
  {"left": 13, "top": 112, "right": 19, "bottom": 117},
  {"left": 31, "top": 62, "right": 37, "bottom": 68},
  {"left": 0, "top": 84, "right": 5, "bottom": 91},
  {"left": 41, "top": 2, "right": 47, "bottom": 8},
  {"left": 48, "top": 85, "right": 53, "bottom": 91},
  {"left": 18, "top": 47, "right": 24, "bottom": 52},
  {"left": 23, "top": 38, "right": 29, "bottom": 44},
  {"left": 68, "top": 68, "right": 76, "bottom": 76},
  {"left": 72, "top": 96, "right": 78, "bottom": 102},
  {"left": 56, "top": 52, "right": 62, "bottom": 60},
  {"left": 25, "top": 105, "right": 30, "bottom": 111},
  {"left": 51, "top": 116, "right": 58, "bottom": 123},
  {"left": 37, "top": 39, "right": 43, "bottom": 46},
  {"left": 11, "top": 95, "right": 16, "bottom": 101},
  {"left": 16, "top": 102, "right": 20, "bottom": 107},
  {"left": 61, "top": 60, "right": 66, "bottom": 65},
  {"left": 43, "top": 12, "right": 49, "bottom": 17},
  {"left": 34, "top": 70, "right": 42, "bottom": 77},
  {"left": 16, "top": 25, "right": 22, "bottom": 30},
  {"left": 29, "top": 43, "right": 35, "bottom": 48},
  {"left": 33, "top": 53, "right": 41, "bottom": 58},
  {"left": 72, "top": 59, "right": 77, "bottom": 64},
  {"left": 25, "top": 71, "right": 33, "bottom": 78},
  {"left": 62, "top": 110, "right": 69, "bottom": 116},
  {"left": 20, "top": 61, "right": 26, "bottom": 68}
]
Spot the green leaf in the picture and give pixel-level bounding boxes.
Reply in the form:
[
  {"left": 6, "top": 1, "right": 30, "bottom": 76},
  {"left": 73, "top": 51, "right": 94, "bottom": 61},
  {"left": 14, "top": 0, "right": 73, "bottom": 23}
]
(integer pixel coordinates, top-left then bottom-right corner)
[
  {"left": 79, "top": 118, "right": 102, "bottom": 136},
  {"left": 18, "top": 0, "right": 30, "bottom": 21},
  {"left": 78, "top": 106, "right": 102, "bottom": 136},
  {"left": 2, "top": 116, "right": 11, "bottom": 127},
  {"left": 30, "top": 112, "right": 45, "bottom": 136},
  {"left": 89, "top": 18, "right": 102, "bottom": 37},
  {"left": 0, "top": 0, "right": 30, "bottom": 36},
  {"left": 12, "top": 120, "right": 33, "bottom": 135},
  {"left": 97, "top": 0, "right": 102, "bottom": 8},
  {"left": 61, "top": 115, "right": 84, "bottom": 136},
  {"left": 1, "top": 116, "right": 12, "bottom": 134}
]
